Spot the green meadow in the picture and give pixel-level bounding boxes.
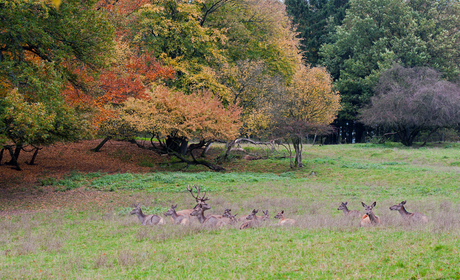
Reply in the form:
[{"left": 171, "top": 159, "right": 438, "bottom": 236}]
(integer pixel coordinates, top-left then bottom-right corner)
[{"left": 1, "top": 143, "right": 460, "bottom": 279}]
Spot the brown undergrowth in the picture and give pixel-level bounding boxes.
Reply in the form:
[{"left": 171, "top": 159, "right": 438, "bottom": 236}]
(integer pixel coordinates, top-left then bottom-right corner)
[{"left": 0, "top": 140, "right": 167, "bottom": 215}]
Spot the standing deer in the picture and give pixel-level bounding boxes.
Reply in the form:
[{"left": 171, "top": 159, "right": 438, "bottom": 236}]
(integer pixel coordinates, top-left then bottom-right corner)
[
  {"left": 165, "top": 205, "right": 189, "bottom": 225},
  {"left": 130, "top": 203, "right": 165, "bottom": 225},
  {"left": 390, "top": 201, "right": 428, "bottom": 223},
  {"left": 359, "top": 202, "right": 380, "bottom": 227},
  {"left": 337, "top": 202, "right": 362, "bottom": 217},
  {"left": 169, "top": 185, "right": 210, "bottom": 223},
  {"left": 239, "top": 209, "right": 260, "bottom": 230},
  {"left": 274, "top": 210, "right": 296, "bottom": 226}
]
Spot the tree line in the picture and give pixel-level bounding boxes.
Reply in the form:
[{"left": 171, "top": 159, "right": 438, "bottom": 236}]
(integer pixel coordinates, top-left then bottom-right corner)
[
  {"left": 0, "top": 0, "right": 340, "bottom": 170},
  {"left": 286, "top": 0, "right": 460, "bottom": 144}
]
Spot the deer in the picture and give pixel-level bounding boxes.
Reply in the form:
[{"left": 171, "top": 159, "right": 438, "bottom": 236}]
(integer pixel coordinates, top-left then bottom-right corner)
[
  {"left": 359, "top": 201, "right": 380, "bottom": 227},
  {"left": 274, "top": 210, "right": 296, "bottom": 226},
  {"left": 130, "top": 203, "right": 165, "bottom": 225},
  {"left": 239, "top": 209, "right": 260, "bottom": 230},
  {"left": 168, "top": 185, "right": 210, "bottom": 223},
  {"left": 165, "top": 204, "right": 190, "bottom": 225},
  {"left": 191, "top": 205, "right": 236, "bottom": 226},
  {"left": 246, "top": 210, "right": 269, "bottom": 222},
  {"left": 389, "top": 200, "right": 428, "bottom": 223},
  {"left": 337, "top": 202, "right": 362, "bottom": 218}
]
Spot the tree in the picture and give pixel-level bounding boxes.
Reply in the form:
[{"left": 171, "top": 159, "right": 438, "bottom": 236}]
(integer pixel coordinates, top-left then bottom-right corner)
[
  {"left": 285, "top": 0, "right": 349, "bottom": 65},
  {"left": 359, "top": 65, "right": 460, "bottom": 146},
  {"left": 0, "top": 0, "right": 115, "bottom": 168},
  {"left": 100, "top": 86, "right": 242, "bottom": 171},
  {"left": 271, "top": 65, "right": 341, "bottom": 167},
  {"left": 320, "top": 0, "right": 460, "bottom": 143}
]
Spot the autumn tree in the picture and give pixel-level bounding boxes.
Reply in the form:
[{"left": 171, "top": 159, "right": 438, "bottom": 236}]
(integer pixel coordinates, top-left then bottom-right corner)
[
  {"left": 271, "top": 65, "right": 341, "bottom": 167},
  {"left": 102, "top": 86, "right": 241, "bottom": 170},
  {"left": 359, "top": 65, "right": 460, "bottom": 147},
  {"left": 0, "top": 0, "right": 114, "bottom": 168}
]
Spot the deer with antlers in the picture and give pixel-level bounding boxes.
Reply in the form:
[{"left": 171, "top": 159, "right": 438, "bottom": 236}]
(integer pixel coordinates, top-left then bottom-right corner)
[
  {"left": 337, "top": 202, "right": 362, "bottom": 218},
  {"left": 130, "top": 203, "right": 165, "bottom": 225},
  {"left": 167, "top": 185, "right": 210, "bottom": 223},
  {"left": 274, "top": 210, "right": 296, "bottom": 226},
  {"left": 359, "top": 202, "right": 380, "bottom": 227},
  {"left": 390, "top": 200, "right": 428, "bottom": 223}
]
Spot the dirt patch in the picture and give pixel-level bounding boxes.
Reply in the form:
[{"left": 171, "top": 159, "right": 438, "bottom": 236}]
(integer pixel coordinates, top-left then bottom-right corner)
[{"left": 0, "top": 140, "right": 166, "bottom": 215}]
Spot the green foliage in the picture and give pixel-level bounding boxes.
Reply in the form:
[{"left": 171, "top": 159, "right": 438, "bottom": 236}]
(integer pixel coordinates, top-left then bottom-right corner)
[
  {"left": 320, "top": 0, "right": 460, "bottom": 123},
  {"left": 0, "top": 0, "right": 115, "bottom": 147}
]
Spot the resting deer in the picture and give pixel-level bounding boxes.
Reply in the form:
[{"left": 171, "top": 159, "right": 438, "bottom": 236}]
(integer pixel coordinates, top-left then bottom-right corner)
[
  {"left": 165, "top": 205, "right": 189, "bottom": 225},
  {"left": 359, "top": 202, "right": 380, "bottom": 227},
  {"left": 239, "top": 209, "right": 260, "bottom": 230},
  {"left": 169, "top": 185, "right": 210, "bottom": 223},
  {"left": 130, "top": 203, "right": 165, "bottom": 225},
  {"left": 337, "top": 202, "right": 362, "bottom": 218},
  {"left": 274, "top": 210, "right": 296, "bottom": 226},
  {"left": 246, "top": 210, "right": 269, "bottom": 222},
  {"left": 390, "top": 200, "right": 428, "bottom": 223}
]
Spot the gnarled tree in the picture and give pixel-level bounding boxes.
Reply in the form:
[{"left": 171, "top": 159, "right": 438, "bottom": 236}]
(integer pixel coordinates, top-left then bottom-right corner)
[{"left": 359, "top": 65, "right": 460, "bottom": 146}]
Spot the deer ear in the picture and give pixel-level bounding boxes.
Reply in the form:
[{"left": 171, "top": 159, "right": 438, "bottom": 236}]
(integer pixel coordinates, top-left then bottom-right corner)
[
  {"left": 344, "top": 202, "right": 348, "bottom": 205},
  {"left": 281, "top": 210, "right": 284, "bottom": 214},
  {"left": 402, "top": 201, "right": 406, "bottom": 205},
  {"left": 372, "top": 201, "right": 377, "bottom": 207},
  {"left": 361, "top": 202, "right": 366, "bottom": 207}
]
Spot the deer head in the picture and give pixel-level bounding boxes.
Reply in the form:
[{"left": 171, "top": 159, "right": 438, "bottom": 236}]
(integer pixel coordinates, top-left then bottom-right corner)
[
  {"left": 274, "top": 210, "right": 285, "bottom": 219},
  {"left": 389, "top": 201, "right": 406, "bottom": 211},
  {"left": 222, "top": 208, "right": 232, "bottom": 218},
  {"left": 246, "top": 209, "right": 259, "bottom": 220},
  {"left": 130, "top": 203, "right": 142, "bottom": 215},
  {"left": 190, "top": 203, "right": 212, "bottom": 216},
  {"left": 337, "top": 202, "right": 348, "bottom": 211},
  {"left": 187, "top": 185, "right": 210, "bottom": 207},
  {"left": 164, "top": 204, "right": 178, "bottom": 216},
  {"left": 261, "top": 210, "right": 269, "bottom": 221},
  {"left": 361, "top": 201, "right": 377, "bottom": 215}
]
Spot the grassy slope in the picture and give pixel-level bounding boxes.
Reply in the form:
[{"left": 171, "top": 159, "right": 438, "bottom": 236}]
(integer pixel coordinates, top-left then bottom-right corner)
[{"left": 1, "top": 143, "right": 460, "bottom": 279}]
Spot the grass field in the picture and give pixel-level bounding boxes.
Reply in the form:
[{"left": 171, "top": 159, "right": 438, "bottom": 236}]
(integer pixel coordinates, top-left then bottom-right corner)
[{"left": 1, "top": 143, "right": 460, "bottom": 279}]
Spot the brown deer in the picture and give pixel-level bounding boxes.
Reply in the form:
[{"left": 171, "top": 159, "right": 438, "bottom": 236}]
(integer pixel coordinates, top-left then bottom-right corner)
[
  {"left": 274, "top": 210, "right": 296, "bottom": 226},
  {"left": 337, "top": 202, "right": 362, "bottom": 218},
  {"left": 165, "top": 205, "right": 189, "bottom": 225},
  {"left": 169, "top": 185, "right": 210, "bottom": 223},
  {"left": 190, "top": 203, "right": 212, "bottom": 224},
  {"left": 239, "top": 209, "right": 260, "bottom": 230},
  {"left": 246, "top": 210, "right": 270, "bottom": 222},
  {"left": 130, "top": 203, "right": 165, "bottom": 225},
  {"left": 390, "top": 201, "right": 428, "bottom": 223},
  {"left": 359, "top": 202, "right": 380, "bottom": 227}
]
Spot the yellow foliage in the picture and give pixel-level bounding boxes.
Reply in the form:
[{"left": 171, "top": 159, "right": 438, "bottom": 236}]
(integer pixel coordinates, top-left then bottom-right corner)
[{"left": 285, "top": 64, "right": 341, "bottom": 125}]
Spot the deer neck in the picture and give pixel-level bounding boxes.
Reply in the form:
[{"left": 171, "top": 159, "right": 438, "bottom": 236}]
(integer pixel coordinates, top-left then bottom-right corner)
[
  {"left": 197, "top": 210, "right": 208, "bottom": 224},
  {"left": 135, "top": 209, "right": 146, "bottom": 223},
  {"left": 399, "top": 206, "right": 412, "bottom": 217},
  {"left": 368, "top": 211, "right": 378, "bottom": 224},
  {"left": 341, "top": 207, "right": 350, "bottom": 215}
]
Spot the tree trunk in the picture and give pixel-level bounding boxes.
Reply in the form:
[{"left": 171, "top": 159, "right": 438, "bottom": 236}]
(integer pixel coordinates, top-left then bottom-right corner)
[
  {"left": 292, "top": 136, "right": 303, "bottom": 168},
  {"left": 0, "top": 148, "right": 4, "bottom": 164},
  {"left": 5, "top": 145, "right": 21, "bottom": 170},
  {"left": 166, "top": 136, "right": 188, "bottom": 155},
  {"left": 92, "top": 136, "right": 112, "bottom": 152},
  {"left": 27, "top": 147, "right": 41, "bottom": 165}
]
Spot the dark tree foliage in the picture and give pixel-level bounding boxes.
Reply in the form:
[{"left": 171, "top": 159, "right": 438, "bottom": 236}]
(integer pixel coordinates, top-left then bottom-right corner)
[
  {"left": 285, "top": 0, "right": 348, "bottom": 65},
  {"left": 359, "top": 65, "right": 460, "bottom": 146}
]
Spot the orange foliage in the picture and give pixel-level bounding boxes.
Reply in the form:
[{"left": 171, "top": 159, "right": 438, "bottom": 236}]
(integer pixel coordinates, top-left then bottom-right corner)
[{"left": 62, "top": 52, "right": 175, "bottom": 126}]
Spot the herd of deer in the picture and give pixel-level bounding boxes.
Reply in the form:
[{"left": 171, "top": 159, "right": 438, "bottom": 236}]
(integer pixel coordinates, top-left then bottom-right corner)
[
  {"left": 338, "top": 200, "right": 429, "bottom": 226},
  {"left": 130, "top": 186, "right": 428, "bottom": 229}
]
